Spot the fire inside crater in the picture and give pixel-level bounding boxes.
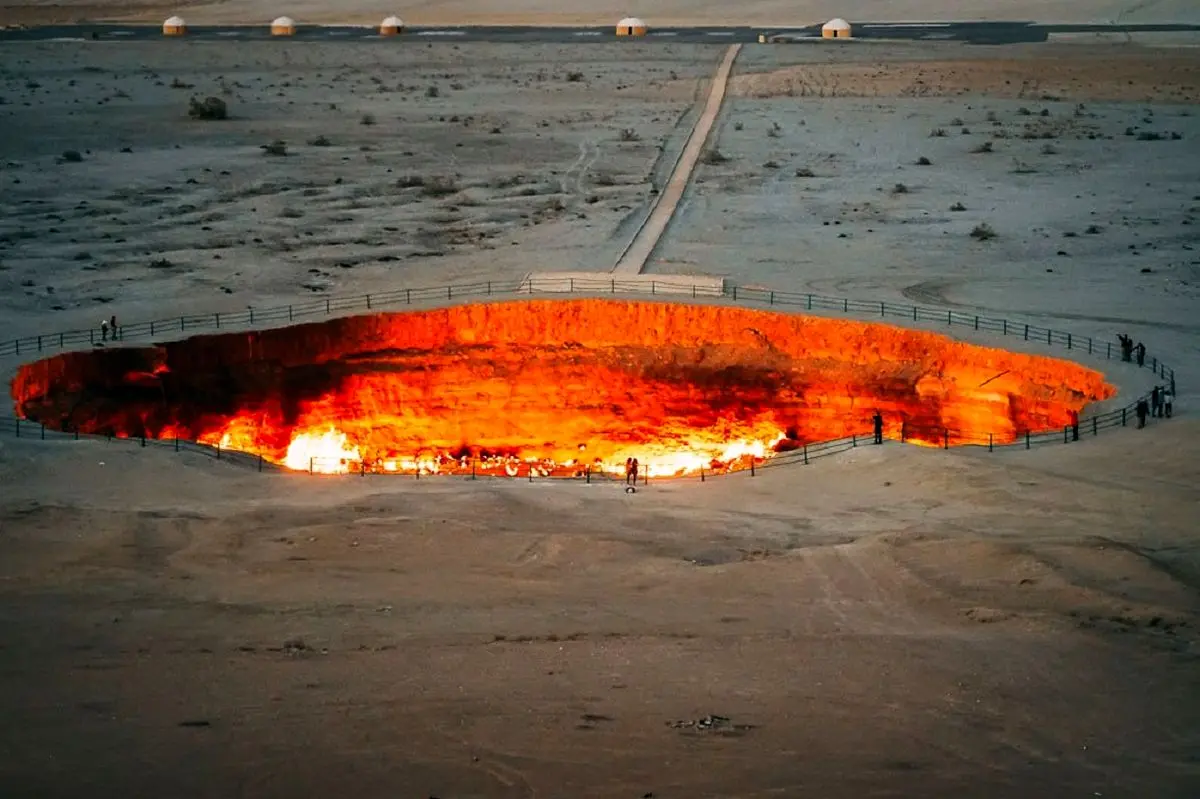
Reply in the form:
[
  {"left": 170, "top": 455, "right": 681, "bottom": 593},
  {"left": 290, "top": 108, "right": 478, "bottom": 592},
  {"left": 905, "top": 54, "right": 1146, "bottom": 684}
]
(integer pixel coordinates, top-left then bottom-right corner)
[{"left": 10, "top": 299, "right": 1115, "bottom": 476}]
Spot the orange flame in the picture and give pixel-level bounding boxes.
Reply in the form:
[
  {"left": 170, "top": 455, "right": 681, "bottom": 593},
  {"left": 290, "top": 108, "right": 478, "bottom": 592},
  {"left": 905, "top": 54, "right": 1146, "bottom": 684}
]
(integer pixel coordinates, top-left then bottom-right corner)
[{"left": 9, "top": 299, "right": 1116, "bottom": 476}]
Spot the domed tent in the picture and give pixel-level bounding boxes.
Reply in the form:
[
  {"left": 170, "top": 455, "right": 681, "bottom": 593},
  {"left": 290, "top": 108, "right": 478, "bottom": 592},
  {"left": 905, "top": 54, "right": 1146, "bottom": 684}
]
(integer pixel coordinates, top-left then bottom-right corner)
[
  {"left": 616, "top": 17, "right": 647, "bottom": 36},
  {"left": 162, "top": 15, "right": 186, "bottom": 36},
  {"left": 270, "top": 16, "right": 296, "bottom": 36},
  {"left": 821, "top": 18, "right": 852, "bottom": 39},
  {"left": 379, "top": 15, "right": 404, "bottom": 35}
]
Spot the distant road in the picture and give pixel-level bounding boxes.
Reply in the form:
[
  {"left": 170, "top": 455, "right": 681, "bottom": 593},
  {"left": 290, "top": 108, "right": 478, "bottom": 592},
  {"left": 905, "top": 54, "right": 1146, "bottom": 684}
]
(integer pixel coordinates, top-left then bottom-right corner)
[{"left": 2, "top": 21, "right": 1198, "bottom": 44}]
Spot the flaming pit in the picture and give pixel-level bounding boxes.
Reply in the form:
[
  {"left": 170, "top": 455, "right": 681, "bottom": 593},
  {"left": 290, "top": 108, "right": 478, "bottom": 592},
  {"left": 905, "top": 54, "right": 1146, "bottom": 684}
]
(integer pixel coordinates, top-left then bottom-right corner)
[{"left": 10, "top": 299, "right": 1114, "bottom": 476}]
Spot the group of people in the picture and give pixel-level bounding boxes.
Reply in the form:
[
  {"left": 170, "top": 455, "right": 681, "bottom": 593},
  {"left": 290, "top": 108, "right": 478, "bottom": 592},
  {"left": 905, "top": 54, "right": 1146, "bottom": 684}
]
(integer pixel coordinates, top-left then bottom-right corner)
[
  {"left": 624, "top": 457, "right": 640, "bottom": 485},
  {"left": 1117, "top": 333, "right": 1147, "bottom": 366},
  {"left": 1135, "top": 384, "right": 1174, "bottom": 428},
  {"left": 99, "top": 314, "right": 119, "bottom": 342}
]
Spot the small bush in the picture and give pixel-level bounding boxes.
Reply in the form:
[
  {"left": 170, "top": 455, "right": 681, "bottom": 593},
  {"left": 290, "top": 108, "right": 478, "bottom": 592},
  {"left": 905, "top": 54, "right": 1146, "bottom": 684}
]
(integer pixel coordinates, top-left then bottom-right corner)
[
  {"left": 971, "top": 141, "right": 994, "bottom": 154},
  {"left": 949, "top": 117, "right": 964, "bottom": 126},
  {"left": 618, "top": 128, "right": 640, "bottom": 142},
  {"left": 767, "top": 122, "right": 782, "bottom": 138},
  {"left": 422, "top": 175, "right": 459, "bottom": 196},
  {"left": 1041, "top": 143, "right": 1057, "bottom": 155},
  {"left": 891, "top": 182, "right": 909, "bottom": 194},
  {"left": 59, "top": 150, "right": 83, "bottom": 163},
  {"left": 733, "top": 121, "right": 744, "bottom": 131},
  {"left": 795, "top": 167, "right": 815, "bottom": 178},
  {"left": 1017, "top": 106, "right": 1031, "bottom": 116},
  {"left": 929, "top": 128, "right": 947, "bottom": 137},
  {"left": 260, "top": 140, "right": 288, "bottom": 156},
  {"left": 970, "top": 223, "right": 997, "bottom": 240},
  {"left": 916, "top": 156, "right": 932, "bottom": 166},
  {"left": 565, "top": 71, "right": 584, "bottom": 82},
  {"left": 425, "top": 85, "right": 439, "bottom": 98},
  {"left": 188, "top": 96, "right": 227, "bottom": 120},
  {"left": 308, "top": 135, "right": 332, "bottom": 146},
  {"left": 1136, "top": 131, "right": 1164, "bottom": 141},
  {"left": 700, "top": 148, "right": 729, "bottom": 165},
  {"left": 360, "top": 113, "right": 376, "bottom": 126},
  {"left": 1085, "top": 224, "right": 1102, "bottom": 234},
  {"left": 949, "top": 202, "right": 967, "bottom": 212}
]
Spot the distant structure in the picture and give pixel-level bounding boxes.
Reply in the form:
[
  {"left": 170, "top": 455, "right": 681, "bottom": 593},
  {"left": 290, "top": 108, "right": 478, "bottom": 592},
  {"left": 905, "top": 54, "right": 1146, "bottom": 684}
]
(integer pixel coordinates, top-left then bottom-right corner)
[
  {"left": 270, "top": 16, "right": 296, "bottom": 36},
  {"left": 822, "top": 18, "right": 852, "bottom": 39},
  {"left": 616, "top": 17, "right": 648, "bottom": 36},
  {"left": 162, "top": 15, "right": 186, "bottom": 36},
  {"left": 379, "top": 15, "right": 404, "bottom": 36}
]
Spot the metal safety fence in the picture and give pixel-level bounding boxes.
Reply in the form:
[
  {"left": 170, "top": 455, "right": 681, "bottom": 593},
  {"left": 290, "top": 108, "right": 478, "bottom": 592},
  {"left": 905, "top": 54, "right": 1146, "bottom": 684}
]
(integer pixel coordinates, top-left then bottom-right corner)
[{"left": 0, "top": 276, "right": 1178, "bottom": 481}]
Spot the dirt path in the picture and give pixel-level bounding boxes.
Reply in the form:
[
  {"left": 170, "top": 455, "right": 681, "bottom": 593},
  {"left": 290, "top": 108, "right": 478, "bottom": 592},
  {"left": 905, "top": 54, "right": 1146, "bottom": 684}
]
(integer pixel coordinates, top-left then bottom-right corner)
[{"left": 611, "top": 43, "right": 741, "bottom": 275}]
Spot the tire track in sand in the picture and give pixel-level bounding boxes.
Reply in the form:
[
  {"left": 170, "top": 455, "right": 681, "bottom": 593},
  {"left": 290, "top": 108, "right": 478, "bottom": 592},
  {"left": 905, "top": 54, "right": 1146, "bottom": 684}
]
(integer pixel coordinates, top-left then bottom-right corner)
[{"left": 611, "top": 43, "right": 741, "bottom": 276}]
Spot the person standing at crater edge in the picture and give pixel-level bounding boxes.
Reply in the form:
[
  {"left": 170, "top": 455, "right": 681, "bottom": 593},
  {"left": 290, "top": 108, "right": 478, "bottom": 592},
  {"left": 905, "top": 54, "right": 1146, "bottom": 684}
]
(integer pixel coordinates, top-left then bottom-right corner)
[
  {"left": 1136, "top": 397, "right": 1149, "bottom": 429},
  {"left": 873, "top": 411, "right": 884, "bottom": 445}
]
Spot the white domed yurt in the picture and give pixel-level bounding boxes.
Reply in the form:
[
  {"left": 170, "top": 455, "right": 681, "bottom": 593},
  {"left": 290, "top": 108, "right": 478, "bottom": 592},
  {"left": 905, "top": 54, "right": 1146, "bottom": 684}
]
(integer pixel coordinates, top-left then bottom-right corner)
[
  {"left": 162, "top": 15, "right": 186, "bottom": 36},
  {"left": 616, "top": 17, "right": 647, "bottom": 36},
  {"left": 379, "top": 15, "right": 404, "bottom": 35},
  {"left": 270, "top": 16, "right": 296, "bottom": 36},
  {"left": 821, "top": 18, "right": 852, "bottom": 39}
]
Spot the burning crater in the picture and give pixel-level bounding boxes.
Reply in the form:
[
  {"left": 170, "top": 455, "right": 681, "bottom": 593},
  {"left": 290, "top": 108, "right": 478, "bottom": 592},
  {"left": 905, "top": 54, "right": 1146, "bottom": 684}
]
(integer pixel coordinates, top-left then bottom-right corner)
[{"left": 11, "top": 299, "right": 1114, "bottom": 477}]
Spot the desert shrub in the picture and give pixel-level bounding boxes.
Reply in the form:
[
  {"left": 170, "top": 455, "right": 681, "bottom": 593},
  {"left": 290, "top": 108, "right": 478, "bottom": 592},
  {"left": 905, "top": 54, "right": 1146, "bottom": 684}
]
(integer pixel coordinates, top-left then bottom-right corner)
[
  {"left": 261, "top": 140, "right": 287, "bottom": 156},
  {"left": 971, "top": 141, "right": 994, "bottom": 154},
  {"left": 425, "top": 85, "right": 439, "bottom": 97},
  {"left": 970, "top": 223, "right": 997, "bottom": 240},
  {"left": 565, "top": 71, "right": 584, "bottom": 82},
  {"left": 892, "top": 182, "right": 909, "bottom": 194},
  {"left": 767, "top": 122, "right": 782, "bottom": 138},
  {"left": 916, "top": 156, "right": 932, "bottom": 165},
  {"left": 308, "top": 135, "right": 332, "bottom": 146},
  {"left": 619, "top": 128, "right": 640, "bottom": 142},
  {"left": 360, "top": 113, "right": 376, "bottom": 126},
  {"left": 188, "top": 96, "right": 227, "bottom": 120},
  {"left": 422, "top": 175, "right": 459, "bottom": 196},
  {"left": 949, "top": 202, "right": 967, "bottom": 212},
  {"left": 929, "top": 128, "right": 947, "bottom": 137},
  {"left": 1041, "top": 143, "right": 1057, "bottom": 155},
  {"left": 59, "top": 150, "right": 83, "bottom": 163},
  {"left": 700, "top": 148, "right": 729, "bottom": 165},
  {"left": 795, "top": 167, "right": 815, "bottom": 178}
]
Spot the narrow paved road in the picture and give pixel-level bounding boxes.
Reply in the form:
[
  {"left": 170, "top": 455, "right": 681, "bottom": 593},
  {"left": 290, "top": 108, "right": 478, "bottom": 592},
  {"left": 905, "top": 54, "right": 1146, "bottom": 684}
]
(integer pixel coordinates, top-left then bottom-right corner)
[{"left": 611, "top": 43, "right": 741, "bottom": 276}]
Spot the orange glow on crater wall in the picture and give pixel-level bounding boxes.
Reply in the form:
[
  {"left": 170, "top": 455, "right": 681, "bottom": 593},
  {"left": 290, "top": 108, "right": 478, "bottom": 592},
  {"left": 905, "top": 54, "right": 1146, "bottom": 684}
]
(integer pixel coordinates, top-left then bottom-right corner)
[{"left": 10, "top": 299, "right": 1114, "bottom": 476}]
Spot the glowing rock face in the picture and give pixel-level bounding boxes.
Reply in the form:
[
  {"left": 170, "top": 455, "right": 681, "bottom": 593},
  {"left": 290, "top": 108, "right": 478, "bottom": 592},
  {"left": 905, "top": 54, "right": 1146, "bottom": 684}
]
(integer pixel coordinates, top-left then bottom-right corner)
[{"left": 9, "top": 299, "right": 1114, "bottom": 476}]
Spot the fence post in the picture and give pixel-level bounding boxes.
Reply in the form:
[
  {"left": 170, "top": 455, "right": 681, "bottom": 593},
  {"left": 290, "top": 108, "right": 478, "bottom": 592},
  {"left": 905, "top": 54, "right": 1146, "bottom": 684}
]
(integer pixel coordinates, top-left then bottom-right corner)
[
  {"left": 1024, "top": 324, "right": 1029, "bottom": 341},
  {"left": 140, "top": 435, "right": 146, "bottom": 447},
  {"left": 988, "top": 433, "right": 993, "bottom": 452},
  {"left": 611, "top": 279, "right": 615, "bottom": 294},
  {"left": 249, "top": 309, "right": 254, "bottom": 325},
  {"left": 75, "top": 427, "right": 79, "bottom": 441},
  {"left": 852, "top": 434, "right": 857, "bottom": 448},
  {"left": 807, "top": 294, "right": 813, "bottom": 311},
  {"left": 216, "top": 443, "right": 221, "bottom": 460},
  {"left": 651, "top": 280, "right": 657, "bottom": 295},
  {"left": 90, "top": 329, "right": 94, "bottom": 345},
  {"left": 37, "top": 335, "right": 41, "bottom": 351},
  {"left": 732, "top": 286, "right": 738, "bottom": 301},
  {"left": 1121, "top": 408, "right": 1127, "bottom": 427},
  {"left": 325, "top": 299, "right": 331, "bottom": 314},
  {"left": 471, "top": 461, "right": 476, "bottom": 480},
  {"left": 258, "top": 454, "right": 264, "bottom": 472},
  {"left": 181, "top": 317, "right": 186, "bottom": 331},
  {"left": 41, "top": 423, "right": 45, "bottom": 440},
  {"left": 1046, "top": 329, "right": 1051, "bottom": 345},
  {"left": 175, "top": 436, "right": 179, "bottom": 452},
  {"left": 1106, "top": 342, "right": 1111, "bottom": 359},
  {"left": 1087, "top": 338, "right": 1092, "bottom": 354},
  {"left": 528, "top": 465, "right": 533, "bottom": 482},
  {"left": 1152, "top": 356, "right": 1158, "bottom": 373},
  {"left": 585, "top": 465, "right": 590, "bottom": 484},
  {"left": 1092, "top": 417, "right": 1098, "bottom": 436},
  {"left": 1067, "top": 333, "right": 1072, "bottom": 349},
  {"left": 974, "top": 315, "right": 979, "bottom": 330},
  {"left": 843, "top": 298, "right": 848, "bottom": 313},
  {"left": 1063, "top": 426, "right": 1069, "bottom": 444},
  {"left": 770, "top": 291, "right": 775, "bottom": 305},
  {"left": 487, "top": 280, "right": 492, "bottom": 295},
  {"left": 912, "top": 306, "right": 917, "bottom": 321},
  {"left": 700, "top": 465, "right": 705, "bottom": 482},
  {"left": 803, "top": 444, "right": 809, "bottom": 464},
  {"left": 947, "top": 310, "right": 952, "bottom": 325},
  {"left": 750, "top": 460, "right": 755, "bottom": 476},
  {"left": 943, "top": 429, "right": 949, "bottom": 449},
  {"left": 1025, "top": 431, "right": 1031, "bottom": 449},
  {"left": 366, "top": 295, "right": 371, "bottom": 310},
  {"left": 61, "top": 332, "right": 65, "bottom": 347},
  {"left": 289, "top": 305, "right": 293, "bottom": 321},
  {"left": 360, "top": 460, "right": 366, "bottom": 477},
  {"left": 880, "top": 301, "right": 885, "bottom": 317},
  {"left": 1002, "top": 319, "right": 1007, "bottom": 336}
]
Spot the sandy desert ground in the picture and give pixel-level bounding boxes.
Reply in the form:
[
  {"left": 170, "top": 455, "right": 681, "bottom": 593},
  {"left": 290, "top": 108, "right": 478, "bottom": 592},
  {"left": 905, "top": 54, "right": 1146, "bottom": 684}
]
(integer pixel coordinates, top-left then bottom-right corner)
[{"left": 1, "top": 36, "right": 1199, "bottom": 798}]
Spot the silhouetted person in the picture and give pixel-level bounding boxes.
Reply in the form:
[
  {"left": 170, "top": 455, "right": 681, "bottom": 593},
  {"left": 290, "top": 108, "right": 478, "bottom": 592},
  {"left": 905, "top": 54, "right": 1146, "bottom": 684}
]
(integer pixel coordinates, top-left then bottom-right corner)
[
  {"left": 1118, "top": 334, "right": 1133, "bottom": 362},
  {"left": 1135, "top": 342, "right": 1146, "bottom": 367},
  {"left": 1151, "top": 386, "right": 1161, "bottom": 417},
  {"left": 1069, "top": 409, "right": 1079, "bottom": 442},
  {"left": 100, "top": 318, "right": 109, "bottom": 342},
  {"left": 1163, "top": 388, "right": 1173, "bottom": 418},
  {"left": 109, "top": 314, "right": 118, "bottom": 341},
  {"left": 1136, "top": 398, "right": 1149, "bottom": 429},
  {"left": 625, "top": 457, "right": 634, "bottom": 485},
  {"left": 631, "top": 458, "right": 640, "bottom": 485},
  {"left": 872, "top": 411, "right": 884, "bottom": 445}
]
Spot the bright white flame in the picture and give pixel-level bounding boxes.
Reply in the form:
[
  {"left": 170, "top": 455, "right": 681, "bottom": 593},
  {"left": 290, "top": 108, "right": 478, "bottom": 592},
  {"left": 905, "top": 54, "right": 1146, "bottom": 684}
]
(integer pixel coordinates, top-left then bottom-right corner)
[
  {"left": 606, "top": 433, "right": 786, "bottom": 478},
  {"left": 283, "top": 427, "right": 362, "bottom": 473}
]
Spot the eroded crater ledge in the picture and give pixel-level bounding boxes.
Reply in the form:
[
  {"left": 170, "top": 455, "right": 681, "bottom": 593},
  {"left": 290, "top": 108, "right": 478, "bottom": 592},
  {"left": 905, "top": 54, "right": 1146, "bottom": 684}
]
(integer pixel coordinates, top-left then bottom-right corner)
[{"left": 10, "top": 299, "right": 1114, "bottom": 476}]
